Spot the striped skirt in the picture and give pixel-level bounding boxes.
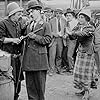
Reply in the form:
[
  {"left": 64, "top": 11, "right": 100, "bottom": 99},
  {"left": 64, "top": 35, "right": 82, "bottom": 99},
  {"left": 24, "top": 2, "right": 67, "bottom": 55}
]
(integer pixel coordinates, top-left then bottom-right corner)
[{"left": 73, "top": 51, "right": 97, "bottom": 90}]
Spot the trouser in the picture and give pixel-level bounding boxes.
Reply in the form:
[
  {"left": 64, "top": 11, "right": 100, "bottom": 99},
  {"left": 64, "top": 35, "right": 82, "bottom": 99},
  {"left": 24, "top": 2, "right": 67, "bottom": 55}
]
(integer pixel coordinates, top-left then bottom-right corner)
[
  {"left": 49, "top": 37, "right": 63, "bottom": 72},
  {"left": 25, "top": 70, "right": 47, "bottom": 100},
  {"left": 14, "top": 81, "right": 21, "bottom": 100},
  {"left": 61, "top": 46, "right": 69, "bottom": 68},
  {"left": 94, "top": 51, "right": 100, "bottom": 74},
  {"left": 11, "top": 56, "right": 24, "bottom": 100},
  {"left": 67, "top": 40, "right": 76, "bottom": 70}
]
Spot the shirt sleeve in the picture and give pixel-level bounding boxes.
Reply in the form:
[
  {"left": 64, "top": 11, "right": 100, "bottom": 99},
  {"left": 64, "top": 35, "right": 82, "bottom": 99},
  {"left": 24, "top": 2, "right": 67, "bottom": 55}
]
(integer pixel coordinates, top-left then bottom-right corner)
[
  {"left": 72, "top": 25, "right": 95, "bottom": 37},
  {"left": 0, "top": 21, "right": 6, "bottom": 43}
]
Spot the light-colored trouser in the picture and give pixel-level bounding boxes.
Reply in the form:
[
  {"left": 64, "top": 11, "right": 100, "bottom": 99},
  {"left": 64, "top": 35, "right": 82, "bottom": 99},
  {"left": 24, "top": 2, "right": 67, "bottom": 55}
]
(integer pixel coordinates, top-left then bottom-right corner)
[
  {"left": 67, "top": 39, "right": 76, "bottom": 69},
  {"left": 94, "top": 45, "right": 100, "bottom": 74},
  {"left": 49, "top": 37, "right": 63, "bottom": 72}
]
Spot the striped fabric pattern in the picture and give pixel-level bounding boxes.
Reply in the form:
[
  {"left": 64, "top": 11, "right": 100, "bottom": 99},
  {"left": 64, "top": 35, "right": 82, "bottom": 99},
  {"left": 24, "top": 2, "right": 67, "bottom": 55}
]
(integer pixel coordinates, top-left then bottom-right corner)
[{"left": 70, "top": 0, "right": 90, "bottom": 10}]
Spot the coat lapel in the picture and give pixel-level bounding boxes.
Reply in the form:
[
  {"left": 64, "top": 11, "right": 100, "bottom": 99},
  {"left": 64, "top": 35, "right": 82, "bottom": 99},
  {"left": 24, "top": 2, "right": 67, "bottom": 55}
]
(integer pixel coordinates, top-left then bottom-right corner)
[{"left": 34, "top": 19, "right": 44, "bottom": 31}]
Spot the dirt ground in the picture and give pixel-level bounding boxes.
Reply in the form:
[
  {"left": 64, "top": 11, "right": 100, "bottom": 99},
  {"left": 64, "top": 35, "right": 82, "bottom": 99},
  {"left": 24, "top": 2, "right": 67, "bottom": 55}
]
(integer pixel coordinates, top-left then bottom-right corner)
[{"left": 19, "top": 73, "right": 100, "bottom": 100}]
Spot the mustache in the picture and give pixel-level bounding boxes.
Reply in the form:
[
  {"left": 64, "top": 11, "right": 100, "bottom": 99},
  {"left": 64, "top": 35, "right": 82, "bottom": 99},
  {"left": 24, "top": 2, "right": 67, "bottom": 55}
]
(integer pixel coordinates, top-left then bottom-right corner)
[
  {"left": 18, "top": 17, "right": 22, "bottom": 21},
  {"left": 29, "top": 15, "right": 34, "bottom": 19}
]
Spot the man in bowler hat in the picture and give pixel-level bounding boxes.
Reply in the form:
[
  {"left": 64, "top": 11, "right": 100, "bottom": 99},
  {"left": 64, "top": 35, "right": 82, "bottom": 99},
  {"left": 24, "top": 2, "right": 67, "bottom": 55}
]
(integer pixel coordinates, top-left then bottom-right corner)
[{"left": 22, "top": 0, "right": 52, "bottom": 100}]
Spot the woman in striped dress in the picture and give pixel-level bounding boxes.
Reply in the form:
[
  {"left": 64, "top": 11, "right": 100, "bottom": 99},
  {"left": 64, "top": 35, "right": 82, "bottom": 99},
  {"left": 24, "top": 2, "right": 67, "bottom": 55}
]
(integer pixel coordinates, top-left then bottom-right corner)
[{"left": 70, "top": 9, "right": 97, "bottom": 100}]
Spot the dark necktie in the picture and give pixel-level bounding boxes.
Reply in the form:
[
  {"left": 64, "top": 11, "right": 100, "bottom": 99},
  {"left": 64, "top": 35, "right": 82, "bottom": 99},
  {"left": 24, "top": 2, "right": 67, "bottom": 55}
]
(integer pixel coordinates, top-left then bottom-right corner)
[
  {"left": 67, "top": 21, "right": 70, "bottom": 28},
  {"left": 31, "top": 21, "right": 36, "bottom": 31},
  {"left": 58, "top": 19, "right": 61, "bottom": 32}
]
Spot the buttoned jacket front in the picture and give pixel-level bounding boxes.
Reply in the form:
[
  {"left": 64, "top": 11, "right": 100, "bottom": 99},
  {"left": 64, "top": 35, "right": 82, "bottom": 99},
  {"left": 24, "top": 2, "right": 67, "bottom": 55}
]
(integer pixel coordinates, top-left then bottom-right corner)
[{"left": 22, "top": 19, "right": 52, "bottom": 71}]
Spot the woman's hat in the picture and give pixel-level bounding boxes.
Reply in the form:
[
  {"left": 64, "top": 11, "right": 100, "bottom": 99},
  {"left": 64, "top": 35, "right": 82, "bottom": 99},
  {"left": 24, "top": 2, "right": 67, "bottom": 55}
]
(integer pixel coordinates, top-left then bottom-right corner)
[
  {"left": 78, "top": 9, "right": 91, "bottom": 20},
  {"left": 7, "top": 2, "right": 23, "bottom": 17},
  {"left": 26, "top": 0, "right": 42, "bottom": 11}
]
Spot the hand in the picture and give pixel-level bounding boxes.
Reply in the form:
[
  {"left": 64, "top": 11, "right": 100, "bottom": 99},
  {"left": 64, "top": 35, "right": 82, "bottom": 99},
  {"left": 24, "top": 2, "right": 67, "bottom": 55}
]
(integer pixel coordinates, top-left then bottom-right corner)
[
  {"left": 19, "top": 36, "right": 24, "bottom": 40},
  {"left": 12, "top": 38, "right": 21, "bottom": 44},
  {"left": 28, "top": 32, "right": 36, "bottom": 39},
  {"left": 63, "top": 34, "right": 68, "bottom": 39}
]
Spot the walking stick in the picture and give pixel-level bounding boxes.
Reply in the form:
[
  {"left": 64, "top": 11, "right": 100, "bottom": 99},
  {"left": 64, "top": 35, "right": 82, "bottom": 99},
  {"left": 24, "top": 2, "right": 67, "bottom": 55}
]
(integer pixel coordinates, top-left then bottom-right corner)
[{"left": 15, "top": 27, "right": 43, "bottom": 94}]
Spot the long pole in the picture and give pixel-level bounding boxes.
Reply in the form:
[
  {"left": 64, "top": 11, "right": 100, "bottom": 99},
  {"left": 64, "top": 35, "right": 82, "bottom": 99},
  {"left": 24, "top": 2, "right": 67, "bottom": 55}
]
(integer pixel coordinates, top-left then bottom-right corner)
[
  {"left": 5, "top": 0, "right": 8, "bottom": 16},
  {"left": 20, "top": 0, "right": 22, "bottom": 7}
]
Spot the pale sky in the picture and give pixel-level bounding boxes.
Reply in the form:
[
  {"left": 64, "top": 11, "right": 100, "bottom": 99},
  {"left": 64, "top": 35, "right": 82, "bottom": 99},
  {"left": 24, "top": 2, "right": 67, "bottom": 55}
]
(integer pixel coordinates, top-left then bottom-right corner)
[{"left": 41, "top": 0, "right": 100, "bottom": 10}]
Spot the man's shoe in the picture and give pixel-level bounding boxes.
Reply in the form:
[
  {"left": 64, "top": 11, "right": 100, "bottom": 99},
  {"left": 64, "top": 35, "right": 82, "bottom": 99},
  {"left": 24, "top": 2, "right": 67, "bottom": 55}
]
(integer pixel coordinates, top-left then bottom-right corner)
[
  {"left": 48, "top": 72, "right": 53, "bottom": 76},
  {"left": 14, "top": 94, "right": 19, "bottom": 100},
  {"left": 75, "top": 90, "right": 85, "bottom": 96}
]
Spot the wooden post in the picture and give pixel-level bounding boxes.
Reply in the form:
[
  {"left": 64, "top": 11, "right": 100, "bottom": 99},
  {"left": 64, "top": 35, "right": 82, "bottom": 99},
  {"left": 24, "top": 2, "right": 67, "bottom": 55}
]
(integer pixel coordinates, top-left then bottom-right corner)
[
  {"left": 20, "top": 0, "right": 23, "bottom": 7},
  {"left": 5, "top": 0, "right": 8, "bottom": 16}
]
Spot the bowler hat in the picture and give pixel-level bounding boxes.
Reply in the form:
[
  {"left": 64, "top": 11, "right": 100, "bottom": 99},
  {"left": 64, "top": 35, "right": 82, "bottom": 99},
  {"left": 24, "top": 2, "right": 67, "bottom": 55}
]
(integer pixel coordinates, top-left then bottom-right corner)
[
  {"left": 7, "top": 2, "right": 23, "bottom": 17},
  {"left": 64, "top": 8, "right": 75, "bottom": 17},
  {"left": 26, "top": 0, "right": 42, "bottom": 11}
]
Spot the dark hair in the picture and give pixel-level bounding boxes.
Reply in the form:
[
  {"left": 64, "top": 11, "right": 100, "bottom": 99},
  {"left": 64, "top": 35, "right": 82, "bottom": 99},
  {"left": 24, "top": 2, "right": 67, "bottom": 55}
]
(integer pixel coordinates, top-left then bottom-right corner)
[{"left": 79, "top": 13, "right": 90, "bottom": 22}]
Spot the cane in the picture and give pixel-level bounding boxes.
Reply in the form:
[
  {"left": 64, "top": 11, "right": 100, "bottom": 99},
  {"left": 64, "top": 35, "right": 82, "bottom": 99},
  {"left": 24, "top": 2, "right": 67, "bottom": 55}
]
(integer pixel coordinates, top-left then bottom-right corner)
[{"left": 15, "top": 27, "right": 43, "bottom": 94}]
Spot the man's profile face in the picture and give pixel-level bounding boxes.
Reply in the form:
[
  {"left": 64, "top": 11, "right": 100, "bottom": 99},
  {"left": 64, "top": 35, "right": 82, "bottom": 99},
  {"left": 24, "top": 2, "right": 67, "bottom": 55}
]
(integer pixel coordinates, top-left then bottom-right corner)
[{"left": 14, "top": 11, "right": 23, "bottom": 22}]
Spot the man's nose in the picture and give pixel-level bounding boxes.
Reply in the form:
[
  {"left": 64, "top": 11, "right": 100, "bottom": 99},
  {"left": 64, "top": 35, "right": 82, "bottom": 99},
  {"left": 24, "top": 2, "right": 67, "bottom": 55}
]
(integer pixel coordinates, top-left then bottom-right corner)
[{"left": 29, "top": 12, "right": 33, "bottom": 17}]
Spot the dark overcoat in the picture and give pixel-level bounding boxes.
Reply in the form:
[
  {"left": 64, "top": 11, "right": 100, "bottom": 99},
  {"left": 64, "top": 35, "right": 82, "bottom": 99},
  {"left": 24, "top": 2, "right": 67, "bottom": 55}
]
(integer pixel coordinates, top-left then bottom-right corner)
[
  {"left": 0, "top": 18, "right": 24, "bottom": 81},
  {"left": 22, "top": 19, "right": 52, "bottom": 71}
]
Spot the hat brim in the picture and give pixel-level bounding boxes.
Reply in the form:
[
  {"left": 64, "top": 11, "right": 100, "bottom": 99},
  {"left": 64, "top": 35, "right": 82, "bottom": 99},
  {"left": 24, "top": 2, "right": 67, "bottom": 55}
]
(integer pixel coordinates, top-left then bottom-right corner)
[
  {"left": 79, "top": 13, "right": 90, "bottom": 21},
  {"left": 26, "top": 5, "right": 42, "bottom": 12},
  {"left": 64, "top": 11, "right": 75, "bottom": 16},
  {"left": 8, "top": 8, "right": 23, "bottom": 17}
]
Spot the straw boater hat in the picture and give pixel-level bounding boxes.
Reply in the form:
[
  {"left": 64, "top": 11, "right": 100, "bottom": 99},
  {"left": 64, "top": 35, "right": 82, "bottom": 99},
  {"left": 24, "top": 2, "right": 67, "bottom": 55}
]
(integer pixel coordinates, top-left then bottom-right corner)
[
  {"left": 7, "top": 2, "right": 23, "bottom": 17},
  {"left": 54, "top": 8, "right": 63, "bottom": 14},
  {"left": 26, "top": 0, "right": 42, "bottom": 12},
  {"left": 43, "top": 7, "right": 53, "bottom": 13}
]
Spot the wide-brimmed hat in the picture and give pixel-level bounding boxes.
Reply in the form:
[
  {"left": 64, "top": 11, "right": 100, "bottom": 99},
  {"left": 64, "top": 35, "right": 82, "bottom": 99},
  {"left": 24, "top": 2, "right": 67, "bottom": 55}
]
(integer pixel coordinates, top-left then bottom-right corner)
[
  {"left": 78, "top": 9, "right": 91, "bottom": 21},
  {"left": 54, "top": 8, "right": 63, "bottom": 14},
  {"left": 7, "top": 2, "right": 23, "bottom": 17},
  {"left": 26, "top": 0, "right": 42, "bottom": 11},
  {"left": 64, "top": 8, "right": 75, "bottom": 17}
]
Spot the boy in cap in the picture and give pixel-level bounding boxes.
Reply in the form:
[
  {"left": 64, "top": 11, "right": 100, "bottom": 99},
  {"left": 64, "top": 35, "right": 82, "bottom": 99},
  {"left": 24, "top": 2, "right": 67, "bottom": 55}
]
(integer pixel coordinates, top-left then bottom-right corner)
[
  {"left": 0, "top": 2, "right": 25, "bottom": 100},
  {"left": 22, "top": 0, "right": 52, "bottom": 100}
]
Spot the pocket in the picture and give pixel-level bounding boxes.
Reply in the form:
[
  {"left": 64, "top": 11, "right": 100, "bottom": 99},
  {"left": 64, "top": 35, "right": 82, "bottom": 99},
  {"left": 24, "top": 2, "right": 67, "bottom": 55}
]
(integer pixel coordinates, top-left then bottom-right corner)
[
  {"left": 38, "top": 46, "right": 47, "bottom": 54},
  {"left": 28, "top": 45, "right": 38, "bottom": 51}
]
